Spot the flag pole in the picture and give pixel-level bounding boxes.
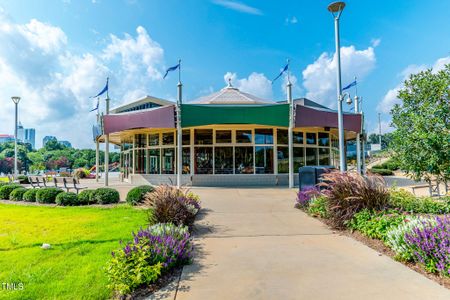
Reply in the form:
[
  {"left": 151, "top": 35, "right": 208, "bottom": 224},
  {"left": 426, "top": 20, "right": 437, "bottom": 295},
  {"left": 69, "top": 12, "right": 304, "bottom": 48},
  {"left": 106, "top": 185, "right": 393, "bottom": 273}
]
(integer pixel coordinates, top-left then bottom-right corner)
[
  {"left": 176, "top": 60, "right": 183, "bottom": 189},
  {"left": 104, "top": 77, "right": 110, "bottom": 187},
  {"left": 286, "top": 59, "right": 294, "bottom": 188},
  {"left": 95, "top": 99, "right": 100, "bottom": 183}
]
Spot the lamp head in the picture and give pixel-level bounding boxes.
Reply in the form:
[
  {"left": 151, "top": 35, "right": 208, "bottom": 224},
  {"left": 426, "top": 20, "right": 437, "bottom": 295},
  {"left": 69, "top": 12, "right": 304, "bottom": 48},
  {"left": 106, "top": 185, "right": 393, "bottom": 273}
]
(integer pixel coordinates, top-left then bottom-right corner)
[
  {"left": 346, "top": 96, "right": 352, "bottom": 105},
  {"left": 11, "top": 96, "right": 21, "bottom": 104},
  {"left": 327, "top": 1, "right": 346, "bottom": 13}
]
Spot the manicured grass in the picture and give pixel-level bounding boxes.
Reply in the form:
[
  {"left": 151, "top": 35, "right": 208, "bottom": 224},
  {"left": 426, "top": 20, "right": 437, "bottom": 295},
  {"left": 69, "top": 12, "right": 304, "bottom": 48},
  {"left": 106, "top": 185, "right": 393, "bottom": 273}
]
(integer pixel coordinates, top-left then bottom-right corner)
[
  {"left": 0, "top": 204, "right": 149, "bottom": 299},
  {"left": 0, "top": 177, "right": 8, "bottom": 182}
]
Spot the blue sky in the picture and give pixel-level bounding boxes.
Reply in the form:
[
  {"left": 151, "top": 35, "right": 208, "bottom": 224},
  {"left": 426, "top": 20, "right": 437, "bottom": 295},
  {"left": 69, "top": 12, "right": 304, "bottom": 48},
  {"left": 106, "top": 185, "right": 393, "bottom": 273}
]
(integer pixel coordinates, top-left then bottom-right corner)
[{"left": 0, "top": 0, "right": 449, "bottom": 148}]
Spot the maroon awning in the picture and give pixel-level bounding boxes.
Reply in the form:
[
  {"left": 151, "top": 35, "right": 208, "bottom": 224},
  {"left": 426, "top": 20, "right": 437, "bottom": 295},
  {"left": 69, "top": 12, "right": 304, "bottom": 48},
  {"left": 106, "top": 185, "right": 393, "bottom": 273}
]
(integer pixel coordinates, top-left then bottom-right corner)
[
  {"left": 295, "top": 105, "right": 362, "bottom": 133},
  {"left": 103, "top": 105, "right": 175, "bottom": 134}
]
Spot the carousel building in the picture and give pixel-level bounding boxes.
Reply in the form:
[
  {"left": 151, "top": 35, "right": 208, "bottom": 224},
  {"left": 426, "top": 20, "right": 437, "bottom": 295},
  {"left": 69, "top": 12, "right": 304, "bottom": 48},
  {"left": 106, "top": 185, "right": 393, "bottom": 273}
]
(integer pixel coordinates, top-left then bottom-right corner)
[{"left": 99, "top": 81, "right": 362, "bottom": 186}]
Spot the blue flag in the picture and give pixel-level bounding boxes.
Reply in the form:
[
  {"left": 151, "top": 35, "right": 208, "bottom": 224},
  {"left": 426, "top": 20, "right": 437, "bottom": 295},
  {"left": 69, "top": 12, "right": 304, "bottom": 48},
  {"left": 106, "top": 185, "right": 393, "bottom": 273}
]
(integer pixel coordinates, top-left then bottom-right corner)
[
  {"left": 92, "top": 78, "right": 108, "bottom": 98},
  {"left": 342, "top": 80, "right": 357, "bottom": 91},
  {"left": 272, "top": 63, "right": 289, "bottom": 84},
  {"left": 163, "top": 63, "right": 180, "bottom": 79},
  {"left": 90, "top": 98, "right": 99, "bottom": 112}
]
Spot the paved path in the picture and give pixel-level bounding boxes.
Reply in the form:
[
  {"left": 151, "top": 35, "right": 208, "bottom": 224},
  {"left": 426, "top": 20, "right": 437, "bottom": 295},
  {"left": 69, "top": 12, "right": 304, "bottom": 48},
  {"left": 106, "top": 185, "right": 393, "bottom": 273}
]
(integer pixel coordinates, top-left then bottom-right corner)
[{"left": 153, "top": 188, "right": 450, "bottom": 300}]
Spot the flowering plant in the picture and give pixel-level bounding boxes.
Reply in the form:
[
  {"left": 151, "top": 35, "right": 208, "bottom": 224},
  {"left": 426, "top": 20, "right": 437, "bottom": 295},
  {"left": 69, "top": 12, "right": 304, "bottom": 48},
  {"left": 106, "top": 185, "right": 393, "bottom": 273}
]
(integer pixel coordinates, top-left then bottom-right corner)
[{"left": 295, "top": 186, "right": 320, "bottom": 209}]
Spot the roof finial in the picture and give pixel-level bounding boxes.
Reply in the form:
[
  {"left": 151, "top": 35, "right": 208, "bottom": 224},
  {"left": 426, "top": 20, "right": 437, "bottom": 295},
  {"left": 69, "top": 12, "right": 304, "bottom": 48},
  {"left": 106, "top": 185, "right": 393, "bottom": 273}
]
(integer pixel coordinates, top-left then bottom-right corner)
[{"left": 227, "top": 77, "right": 233, "bottom": 88}]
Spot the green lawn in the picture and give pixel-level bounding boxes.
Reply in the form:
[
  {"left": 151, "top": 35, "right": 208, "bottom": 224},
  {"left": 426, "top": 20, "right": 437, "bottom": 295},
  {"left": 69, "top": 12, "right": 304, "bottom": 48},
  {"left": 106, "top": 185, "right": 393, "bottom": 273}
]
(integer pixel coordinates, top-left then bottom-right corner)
[
  {"left": 0, "top": 177, "right": 8, "bottom": 183},
  {"left": 0, "top": 204, "right": 149, "bottom": 299}
]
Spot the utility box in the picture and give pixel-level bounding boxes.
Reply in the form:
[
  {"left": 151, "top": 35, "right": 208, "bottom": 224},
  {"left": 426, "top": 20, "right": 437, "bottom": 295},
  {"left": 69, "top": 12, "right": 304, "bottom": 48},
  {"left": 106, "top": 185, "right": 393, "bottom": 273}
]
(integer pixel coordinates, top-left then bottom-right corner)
[{"left": 298, "top": 166, "right": 335, "bottom": 191}]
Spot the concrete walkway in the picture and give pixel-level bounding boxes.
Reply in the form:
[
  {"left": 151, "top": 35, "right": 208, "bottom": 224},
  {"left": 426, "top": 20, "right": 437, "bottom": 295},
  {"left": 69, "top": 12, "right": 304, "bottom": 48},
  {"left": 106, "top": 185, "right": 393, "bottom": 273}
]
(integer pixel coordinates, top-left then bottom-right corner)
[{"left": 154, "top": 188, "right": 450, "bottom": 300}]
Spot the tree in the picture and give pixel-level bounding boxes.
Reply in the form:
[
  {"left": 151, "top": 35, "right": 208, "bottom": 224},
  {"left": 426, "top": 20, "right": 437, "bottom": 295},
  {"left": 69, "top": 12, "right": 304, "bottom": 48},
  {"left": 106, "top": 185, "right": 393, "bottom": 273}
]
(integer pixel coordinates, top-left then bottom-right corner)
[
  {"left": 367, "top": 133, "right": 393, "bottom": 149},
  {"left": 391, "top": 64, "right": 450, "bottom": 184}
]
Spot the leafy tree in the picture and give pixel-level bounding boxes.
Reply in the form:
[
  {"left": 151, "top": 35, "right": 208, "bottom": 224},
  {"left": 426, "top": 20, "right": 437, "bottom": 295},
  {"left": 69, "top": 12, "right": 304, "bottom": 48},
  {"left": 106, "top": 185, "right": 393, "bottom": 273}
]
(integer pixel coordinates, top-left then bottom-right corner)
[
  {"left": 368, "top": 133, "right": 393, "bottom": 149},
  {"left": 391, "top": 64, "right": 450, "bottom": 184}
]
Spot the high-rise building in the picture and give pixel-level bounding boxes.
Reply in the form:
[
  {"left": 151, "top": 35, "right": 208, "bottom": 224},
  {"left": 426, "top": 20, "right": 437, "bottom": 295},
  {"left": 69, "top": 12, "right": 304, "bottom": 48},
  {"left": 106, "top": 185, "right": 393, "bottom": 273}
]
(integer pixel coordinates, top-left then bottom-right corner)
[
  {"left": 43, "top": 135, "right": 57, "bottom": 147},
  {"left": 24, "top": 128, "right": 36, "bottom": 149},
  {"left": 17, "top": 122, "right": 24, "bottom": 142}
]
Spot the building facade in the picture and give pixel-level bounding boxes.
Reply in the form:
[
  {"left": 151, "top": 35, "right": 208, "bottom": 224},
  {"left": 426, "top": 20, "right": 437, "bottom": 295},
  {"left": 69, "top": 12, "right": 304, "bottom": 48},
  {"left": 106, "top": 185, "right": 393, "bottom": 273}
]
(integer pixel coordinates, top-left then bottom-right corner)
[
  {"left": 100, "top": 84, "right": 361, "bottom": 186},
  {"left": 24, "top": 128, "right": 36, "bottom": 149}
]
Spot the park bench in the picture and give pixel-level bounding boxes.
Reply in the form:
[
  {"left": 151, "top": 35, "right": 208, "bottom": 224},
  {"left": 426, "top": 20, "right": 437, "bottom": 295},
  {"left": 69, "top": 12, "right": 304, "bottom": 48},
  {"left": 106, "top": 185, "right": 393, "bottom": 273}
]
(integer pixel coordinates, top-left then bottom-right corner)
[
  {"left": 54, "top": 177, "right": 87, "bottom": 194},
  {"left": 412, "top": 181, "right": 449, "bottom": 197},
  {"left": 28, "top": 176, "right": 42, "bottom": 189},
  {"left": 27, "top": 176, "right": 55, "bottom": 188}
]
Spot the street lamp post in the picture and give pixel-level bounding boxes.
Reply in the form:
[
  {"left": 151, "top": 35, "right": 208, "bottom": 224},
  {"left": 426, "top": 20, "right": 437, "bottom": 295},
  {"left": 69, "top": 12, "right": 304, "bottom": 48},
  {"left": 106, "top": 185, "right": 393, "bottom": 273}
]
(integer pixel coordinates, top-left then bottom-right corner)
[
  {"left": 11, "top": 96, "right": 21, "bottom": 178},
  {"left": 328, "top": 1, "right": 346, "bottom": 172}
]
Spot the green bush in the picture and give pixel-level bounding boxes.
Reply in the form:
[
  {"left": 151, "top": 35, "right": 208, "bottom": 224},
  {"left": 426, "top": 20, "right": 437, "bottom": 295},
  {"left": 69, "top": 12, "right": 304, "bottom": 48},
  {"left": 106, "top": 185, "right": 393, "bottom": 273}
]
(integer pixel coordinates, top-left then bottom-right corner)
[
  {"left": 23, "top": 189, "right": 39, "bottom": 202},
  {"left": 0, "top": 184, "right": 22, "bottom": 200},
  {"left": 307, "top": 195, "right": 328, "bottom": 218},
  {"left": 371, "top": 159, "right": 400, "bottom": 171},
  {"left": 77, "top": 189, "right": 96, "bottom": 205},
  {"left": 370, "top": 168, "right": 394, "bottom": 176},
  {"left": 347, "top": 209, "right": 406, "bottom": 242},
  {"left": 92, "top": 188, "right": 120, "bottom": 204},
  {"left": 56, "top": 192, "right": 79, "bottom": 206},
  {"left": 36, "top": 187, "right": 64, "bottom": 204},
  {"left": 389, "top": 189, "right": 450, "bottom": 214},
  {"left": 17, "top": 175, "right": 30, "bottom": 184},
  {"left": 9, "top": 187, "right": 28, "bottom": 201},
  {"left": 126, "top": 185, "right": 154, "bottom": 205}
]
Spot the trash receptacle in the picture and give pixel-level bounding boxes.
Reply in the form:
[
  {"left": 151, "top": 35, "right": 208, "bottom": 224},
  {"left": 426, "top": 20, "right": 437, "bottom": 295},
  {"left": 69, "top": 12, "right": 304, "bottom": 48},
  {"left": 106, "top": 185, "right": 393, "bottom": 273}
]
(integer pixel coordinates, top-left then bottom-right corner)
[{"left": 299, "top": 166, "right": 335, "bottom": 191}]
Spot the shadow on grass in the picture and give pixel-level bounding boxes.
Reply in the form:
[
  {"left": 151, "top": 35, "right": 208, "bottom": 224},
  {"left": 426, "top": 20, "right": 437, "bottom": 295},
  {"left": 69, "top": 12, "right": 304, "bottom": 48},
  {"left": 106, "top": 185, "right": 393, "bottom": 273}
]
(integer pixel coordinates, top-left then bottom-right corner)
[{"left": 0, "top": 238, "right": 121, "bottom": 251}]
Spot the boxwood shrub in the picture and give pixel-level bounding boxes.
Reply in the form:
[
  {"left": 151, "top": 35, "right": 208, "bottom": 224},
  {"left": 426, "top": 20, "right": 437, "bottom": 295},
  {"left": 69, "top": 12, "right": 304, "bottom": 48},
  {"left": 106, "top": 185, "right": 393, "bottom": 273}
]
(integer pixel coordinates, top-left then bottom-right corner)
[
  {"left": 17, "top": 175, "right": 30, "bottom": 184},
  {"left": 93, "top": 188, "right": 120, "bottom": 204},
  {"left": 370, "top": 168, "right": 394, "bottom": 176},
  {"left": 126, "top": 185, "right": 154, "bottom": 205},
  {"left": 77, "top": 189, "right": 96, "bottom": 205},
  {"left": 23, "top": 189, "right": 39, "bottom": 202},
  {"left": 56, "top": 192, "right": 79, "bottom": 206},
  {"left": 36, "top": 187, "right": 64, "bottom": 204},
  {"left": 0, "top": 184, "right": 22, "bottom": 199},
  {"left": 10, "top": 187, "right": 28, "bottom": 201}
]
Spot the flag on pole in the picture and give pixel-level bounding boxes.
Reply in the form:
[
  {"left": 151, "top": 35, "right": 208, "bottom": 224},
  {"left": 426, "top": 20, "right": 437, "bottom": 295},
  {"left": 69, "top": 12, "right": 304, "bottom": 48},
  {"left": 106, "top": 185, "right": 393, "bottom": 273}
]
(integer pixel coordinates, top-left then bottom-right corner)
[
  {"left": 90, "top": 98, "right": 100, "bottom": 112},
  {"left": 342, "top": 80, "right": 357, "bottom": 91},
  {"left": 91, "top": 78, "right": 109, "bottom": 98},
  {"left": 272, "top": 63, "right": 289, "bottom": 84},
  {"left": 163, "top": 63, "right": 180, "bottom": 79}
]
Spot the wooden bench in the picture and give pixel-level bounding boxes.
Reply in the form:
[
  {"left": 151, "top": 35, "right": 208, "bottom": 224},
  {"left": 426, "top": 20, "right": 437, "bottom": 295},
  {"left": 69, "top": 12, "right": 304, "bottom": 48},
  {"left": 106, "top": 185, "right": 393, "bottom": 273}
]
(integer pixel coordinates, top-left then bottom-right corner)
[
  {"left": 412, "top": 181, "right": 448, "bottom": 197},
  {"left": 27, "top": 176, "right": 55, "bottom": 188},
  {"left": 28, "top": 176, "right": 42, "bottom": 189},
  {"left": 54, "top": 177, "right": 87, "bottom": 194}
]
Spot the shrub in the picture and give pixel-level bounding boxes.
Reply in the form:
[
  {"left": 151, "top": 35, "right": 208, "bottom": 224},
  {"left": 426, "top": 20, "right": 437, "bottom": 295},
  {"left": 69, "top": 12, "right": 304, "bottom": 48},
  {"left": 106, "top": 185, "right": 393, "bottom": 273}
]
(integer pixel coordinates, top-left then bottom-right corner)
[
  {"left": 107, "top": 223, "right": 192, "bottom": 295},
  {"left": 56, "top": 192, "right": 79, "bottom": 206},
  {"left": 369, "top": 168, "right": 394, "bottom": 176},
  {"left": 73, "top": 168, "right": 90, "bottom": 179},
  {"left": 36, "top": 187, "right": 63, "bottom": 204},
  {"left": 92, "top": 188, "right": 120, "bottom": 204},
  {"left": 295, "top": 186, "right": 320, "bottom": 209},
  {"left": 23, "top": 189, "right": 39, "bottom": 202},
  {"left": 405, "top": 216, "right": 450, "bottom": 275},
  {"left": 348, "top": 209, "right": 406, "bottom": 242},
  {"left": 9, "top": 187, "right": 28, "bottom": 201},
  {"left": 144, "top": 185, "right": 200, "bottom": 226},
  {"left": 0, "top": 184, "right": 22, "bottom": 200},
  {"left": 319, "top": 172, "right": 390, "bottom": 229},
  {"left": 307, "top": 195, "right": 329, "bottom": 218},
  {"left": 59, "top": 171, "right": 71, "bottom": 177},
  {"left": 126, "top": 185, "right": 154, "bottom": 206},
  {"left": 17, "top": 175, "right": 30, "bottom": 184},
  {"left": 389, "top": 189, "right": 450, "bottom": 214},
  {"left": 371, "top": 159, "right": 400, "bottom": 171},
  {"left": 386, "top": 217, "right": 435, "bottom": 261},
  {"left": 77, "top": 189, "right": 96, "bottom": 205}
]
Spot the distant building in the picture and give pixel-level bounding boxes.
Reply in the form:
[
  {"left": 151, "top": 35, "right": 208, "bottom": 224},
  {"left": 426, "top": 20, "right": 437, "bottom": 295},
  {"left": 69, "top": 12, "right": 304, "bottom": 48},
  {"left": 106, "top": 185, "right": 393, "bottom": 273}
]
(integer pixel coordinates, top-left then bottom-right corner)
[
  {"left": 59, "top": 140, "right": 72, "bottom": 148},
  {"left": 17, "top": 122, "right": 24, "bottom": 142},
  {"left": 43, "top": 136, "right": 57, "bottom": 147},
  {"left": 24, "top": 128, "right": 36, "bottom": 149},
  {"left": 0, "top": 134, "right": 14, "bottom": 144}
]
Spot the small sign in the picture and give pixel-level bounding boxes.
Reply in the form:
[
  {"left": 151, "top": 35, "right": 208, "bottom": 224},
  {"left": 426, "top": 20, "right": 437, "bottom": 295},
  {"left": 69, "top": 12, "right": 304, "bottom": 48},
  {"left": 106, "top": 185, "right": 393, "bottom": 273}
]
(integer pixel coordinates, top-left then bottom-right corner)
[{"left": 371, "top": 144, "right": 381, "bottom": 151}]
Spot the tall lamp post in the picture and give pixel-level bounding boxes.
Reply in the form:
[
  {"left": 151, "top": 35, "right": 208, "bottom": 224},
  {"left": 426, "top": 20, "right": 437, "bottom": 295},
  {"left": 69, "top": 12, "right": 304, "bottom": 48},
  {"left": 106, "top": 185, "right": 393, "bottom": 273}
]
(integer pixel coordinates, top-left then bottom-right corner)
[
  {"left": 11, "top": 96, "right": 21, "bottom": 178},
  {"left": 328, "top": 1, "right": 347, "bottom": 172}
]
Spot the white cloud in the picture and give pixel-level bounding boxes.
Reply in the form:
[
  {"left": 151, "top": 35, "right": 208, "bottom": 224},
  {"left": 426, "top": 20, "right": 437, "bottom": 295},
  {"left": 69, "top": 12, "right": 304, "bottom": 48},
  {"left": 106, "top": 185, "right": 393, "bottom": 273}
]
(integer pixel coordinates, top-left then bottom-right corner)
[
  {"left": 212, "top": 0, "right": 263, "bottom": 15},
  {"left": 377, "top": 56, "right": 449, "bottom": 113},
  {"left": 285, "top": 16, "right": 298, "bottom": 25},
  {"left": 302, "top": 45, "right": 376, "bottom": 107},
  {"left": 223, "top": 72, "right": 272, "bottom": 99},
  {"left": 370, "top": 38, "right": 381, "bottom": 47}
]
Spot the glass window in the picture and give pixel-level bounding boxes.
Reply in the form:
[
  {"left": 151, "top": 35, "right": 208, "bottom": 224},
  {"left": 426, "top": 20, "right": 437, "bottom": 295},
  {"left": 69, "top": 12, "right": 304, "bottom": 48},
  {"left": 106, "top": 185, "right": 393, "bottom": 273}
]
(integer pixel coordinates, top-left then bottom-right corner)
[
  {"left": 162, "top": 132, "right": 174, "bottom": 145},
  {"left": 148, "top": 149, "right": 160, "bottom": 174},
  {"left": 135, "top": 134, "right": 147, "bottom": 148},
  {"left": 294, "top": 147, "right": 305, "bottom": 171},
  {"left": 306, "top": 132, "right": 317, "bottom": 145},
  {"left": 182, "top": 130, "right": 190, "bottom": 146},
  {"left": 318, "top": 132, "right": 330, "bottom": 146},
  {"left": 235, "top": 146, "right": 253, "bottom": 174},
  {"left": 277, "top": 146, "right": 289, "bottom": 174},
  {"left": 306, "top": 148, "right": 317, "bottom": 165},
  {"left": 195, "top": 147, "right": 213, "bottom": 174},
  {"left": 149, "top": 133, "right": 159, "bottom": 146},
  {"left": 319, "top": 148, "right": 330, "bottom": 165},
  {"left": 215, "top": 130, "right": 232, "bottom": 143},
  {"left": 277, "top": 129, "right": 288, "bottom": 145},
  {"left": 182, "top": 147, "right": 190, "bottom": 174},
  {"left": 255, "top": 129, "right": 273, "bottom": 144},
  {"left": 162, "top": 148, "right": 175, "bottom": 174},
  {"left": 236, "top": 130, "right": 252, "bottom": 143},
  {"left": 214, "top": 147, "right": 233, "bottom": 174},
  {"left": 255, "top": 146, "right": 273, "bottom": 174},
  {"left": 194, "top": 129, "right": 213, "bottom": 145},
  {"left": 293, "top": 131, "right": 304, "bottom": 144}
]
